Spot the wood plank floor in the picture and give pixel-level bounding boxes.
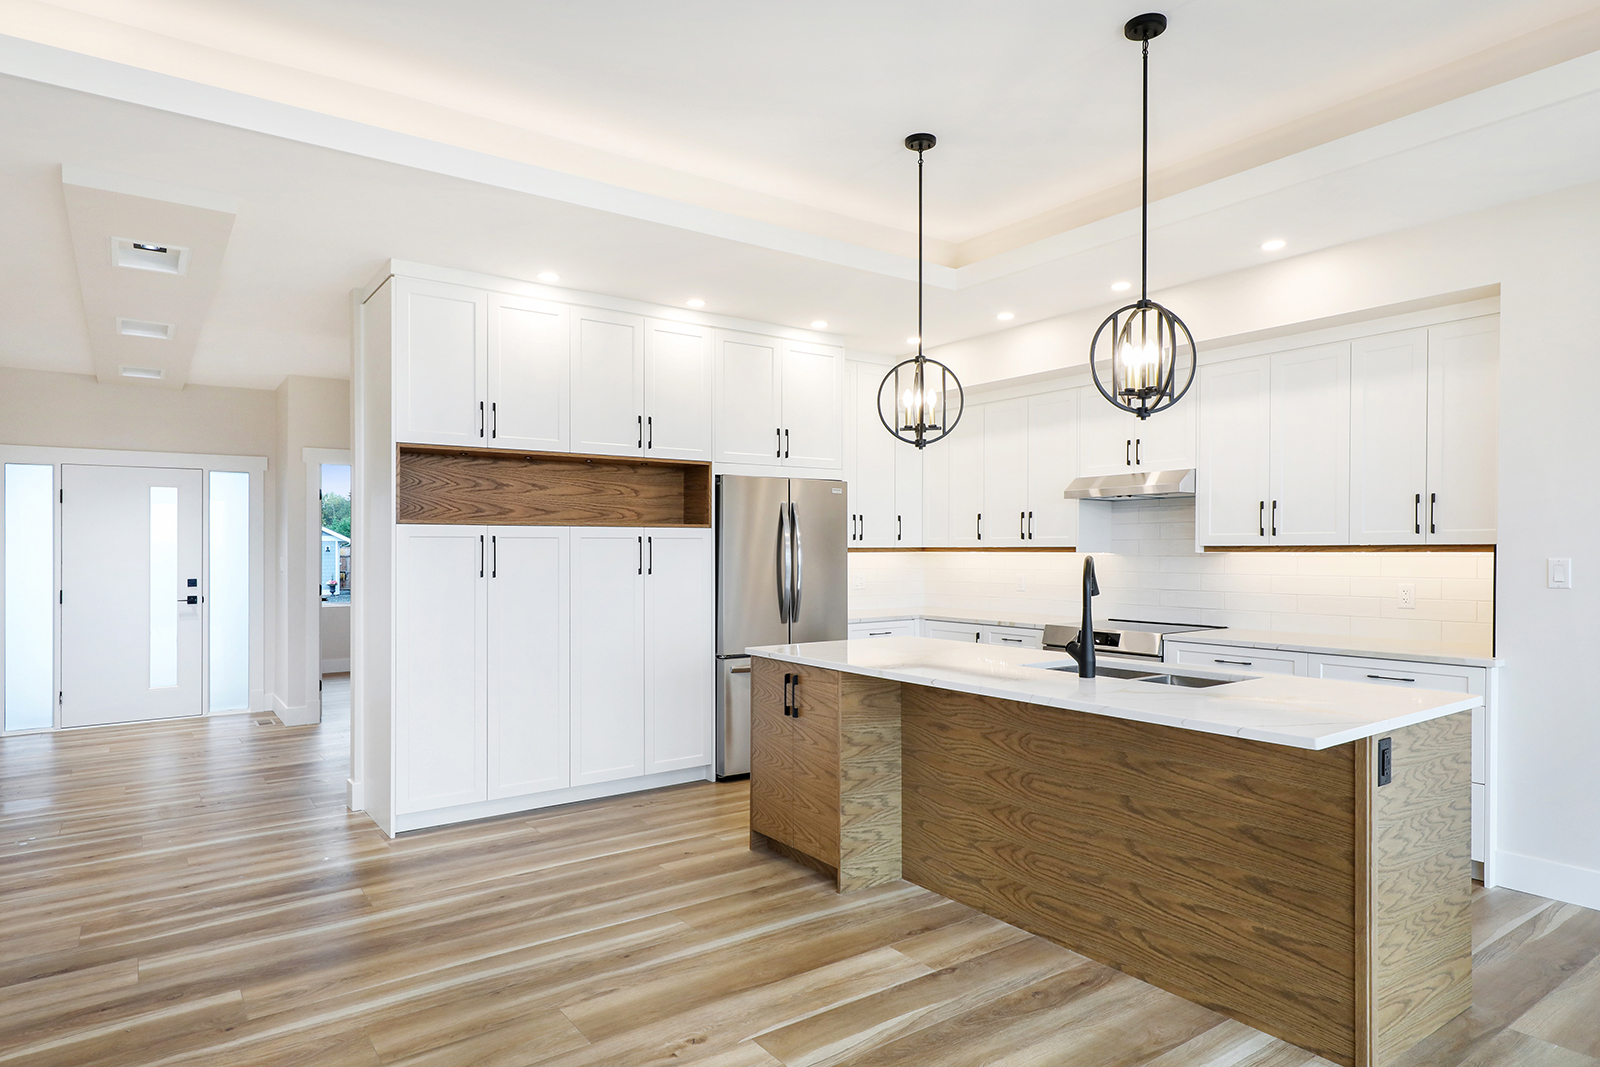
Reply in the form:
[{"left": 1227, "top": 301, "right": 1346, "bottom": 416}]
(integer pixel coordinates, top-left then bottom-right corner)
[{"left": 2, "top": 676, "right": 1598, "bottom": 1067}]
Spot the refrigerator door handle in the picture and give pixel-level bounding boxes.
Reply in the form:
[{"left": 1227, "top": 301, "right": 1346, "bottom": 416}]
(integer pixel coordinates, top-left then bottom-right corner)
[
  {"left": 790, "top": 502, "right": 803, "bottom": 621},
  {"left": 777, "top": 504, "right": 792, "bottom": 623}
]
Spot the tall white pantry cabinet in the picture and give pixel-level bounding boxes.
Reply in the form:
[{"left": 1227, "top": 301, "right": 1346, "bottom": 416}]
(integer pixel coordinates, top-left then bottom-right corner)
[{"left": 358, "top": 264, "right": 802, "bottom": 836}]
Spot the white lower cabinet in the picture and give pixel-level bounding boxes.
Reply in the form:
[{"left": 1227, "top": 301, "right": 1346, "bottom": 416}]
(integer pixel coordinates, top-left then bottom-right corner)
[
  {"left": 1164, "top": 641, "right": 1305, "bottom": 676},
  {"left": 487, "top": 528, "right": 570, "bottom": 799},
  {"left": 985, "top": 625, "right": 1043, "bottom": 650},
  {"left": 924, "top": 621, "right": 983, "bottom": 643},
  {"left": 572, "top": 526, "right": 715, "bottom": 786},
  {"left": 395, "top": 526, "right": 488, "bottom": 814},
  {"left": 395, "top": 523, "right": 712, "bottom": 819},
  {"left": 848, "top": 618, "right": 918, "bottom": 639}
]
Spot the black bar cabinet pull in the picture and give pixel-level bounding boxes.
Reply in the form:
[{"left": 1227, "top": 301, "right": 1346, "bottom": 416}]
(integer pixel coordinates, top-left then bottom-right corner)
[
  {"left": 1430, "top": 493, "right": 1437, "bottom": 534},
  {"left": 1259, "top": 501, "right": 1265, "bottom": 537},
  {"left": 637, "top": 536, "right": 642, "bottom": 575},
  {"left": 1271, "top": 500, "right": 1278, "bottom": 536},
  {"left": 782, "top": 672, "right": 792, "bottom": 716},
  {"left": 1126, "top": 439, "right": 1132, "bottom": 466},
  {"left": 1414, "top": 493, "right": 1422, "bottom": 535},
  {"left": 491, "top": 402, "right": 497, "bottom": 438},
  {"left": 977, "top": 513, "right": 982, "bottom": 541},
  {"left": 647, "top": 416, "right": 653, "bottom": 449},
  {"left": 491, "top": 535, "right": 497, "bottom": 578},
  {"left": 478, "top": 401, "right": 484, "bottom": 437},
  {"left": 1135, "top": 438, "right": 1141, "bottom": 465},
  {"left": 1020, "top": 511, "right": 1025, "bottom": 538},
  {"left": 897, "top": 515, "right": 902, "bottom": 541},
  {"left": 1367, "top": 674, "right": 1417, "bottom": 683},
  {"left": 789, "top": 673, "right": 800, "bottom": 717},
  {"left": 784, "top": 429, "right": 790, "bottom": 458},
  {"left": 478, "top": 535, "right": 484, "bottom": 577},
  {"left": 1213, "top": 658, "right": 1253, "bottom": 666},
  {"left": 1028, "top": 511, "right": 1034, "bottom": 539},
  {"left": 776, "top": 428, "right": 782, "bottom": 458},
  {"left": 647, "top": 536, "right": 653, "bottom": 575}
]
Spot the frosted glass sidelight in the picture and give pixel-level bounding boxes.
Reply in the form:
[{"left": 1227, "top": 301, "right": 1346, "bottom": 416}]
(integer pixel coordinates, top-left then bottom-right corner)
[
  {"left": 149, "top": 486, "right": 178, "bottom": 689},
  {"left": 209, "top": 472, "right": 250, "bottom": 710},
  {"left": 4, "top": 464, "right": 54, "bottom": 730}
]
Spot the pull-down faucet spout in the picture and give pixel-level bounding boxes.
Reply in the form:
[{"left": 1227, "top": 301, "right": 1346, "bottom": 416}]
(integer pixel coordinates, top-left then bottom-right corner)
[{"left": 1064, "top": 555, "right": 1100, "bottom": 678}]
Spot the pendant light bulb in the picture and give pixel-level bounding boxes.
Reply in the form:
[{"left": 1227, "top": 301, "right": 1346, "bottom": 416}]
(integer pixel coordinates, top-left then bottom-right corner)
[
  {"left": 1087, "top": 12, "right": 1197, "bottom": 421},
  {"left": 878, "top": 134, "right": 965, "bottom": 449}
]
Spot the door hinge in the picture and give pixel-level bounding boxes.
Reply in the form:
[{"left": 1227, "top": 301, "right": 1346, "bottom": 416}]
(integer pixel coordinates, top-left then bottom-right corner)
[{"left": 1377, "top": 737, "right": 1393, "bottom": 786}]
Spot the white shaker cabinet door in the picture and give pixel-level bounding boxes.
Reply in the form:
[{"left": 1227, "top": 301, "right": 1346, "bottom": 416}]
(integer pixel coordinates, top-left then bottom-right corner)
[
  {"left": 1269, "top": 342, "right": 1350, "bottom": 546},
  {"left": 1427, "top": 318, "right": 1499, "bottom": 544},
  {"left": 395, "top": 526, "right": 487, "bottom": 814},
  {"left": 1130, "top": 394, "right": 1196, "bottom": 471},
  {"left": 1197, "top": 355, "right": 1272, "bottom": 546},
  {"left": 983, "top": 398, "right": 1029, "bottom": 546},
  {"left": 1026, "top": 389, "right": 1078, "bottom": 546},
  {"left": 488, "top": 295, "right": 569, "bottom": 452},
  {"left": 714, "top": 331, "right": 784, "bottom": 464},
  {"left": 782, "top": 339, "right": 843, "bottom": 469},
  {"left": 643, "top": 528, "right": 714, "bottom": 774},
  {"left": 393, "top": 279, "right": 487, "bottom": 447},
  {"left": 644, "top": 319, "right": 713, "bottom": 462},
  {"left": 893, "top": 433, "right": 924, "bottom": 546},
  {"left": 1351, "top": 329, "right": 1429, "bottom": 544},
  {"left": 946, "top": 405, "right": 986, "bottom": 546},
  {"left": 571, "top": 308, "right": 645, "bottom": 457},
  {"left": 849, "top": 362, "right": 897, "bottom": 546},
  {"left": 1078, "top": 395, "right": 1137, "bottom": 476},
  {"left": 571, "top": 528, "right": 647, "bottom": 786},
  {"left": 486, "top": 528, "right": 569, "bottom": 800}
]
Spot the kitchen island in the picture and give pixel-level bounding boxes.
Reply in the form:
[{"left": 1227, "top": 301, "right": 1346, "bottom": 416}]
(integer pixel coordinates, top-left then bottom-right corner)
[{"left": 745, "top": 636, "right": 1479, "bottom": 1067}]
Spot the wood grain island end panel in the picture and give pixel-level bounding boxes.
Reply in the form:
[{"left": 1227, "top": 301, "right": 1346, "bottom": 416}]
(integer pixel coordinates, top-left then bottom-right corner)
[
  {"left": 900, "top": 683, "right": 1363, "bottom": 1065},
  {"left": 396, "top": 444, "right": 712, "bottom": 527}
]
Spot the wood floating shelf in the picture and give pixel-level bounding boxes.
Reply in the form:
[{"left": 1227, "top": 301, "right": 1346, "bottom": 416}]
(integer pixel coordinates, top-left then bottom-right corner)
[{"left": 396, "top": 444, "right": 711, "bottom": 528}]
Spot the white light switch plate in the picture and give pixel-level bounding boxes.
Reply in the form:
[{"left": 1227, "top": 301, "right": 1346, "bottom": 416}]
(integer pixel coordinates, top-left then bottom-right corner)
[
  {"left": 851, "top": 575, "right": 865, "bottom": 590},
  {"left": 1397, "top": 582, "right": 1416, "bottom": 610},
  {"left": 1549, "top": 558, "right": 1573, "bottom": 589}
]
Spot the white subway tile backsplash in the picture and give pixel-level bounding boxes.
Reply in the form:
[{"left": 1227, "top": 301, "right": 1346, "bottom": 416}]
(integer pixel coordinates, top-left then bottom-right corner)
[{"left": 847, "top": 498, "right": 1492, "bottom": 654}]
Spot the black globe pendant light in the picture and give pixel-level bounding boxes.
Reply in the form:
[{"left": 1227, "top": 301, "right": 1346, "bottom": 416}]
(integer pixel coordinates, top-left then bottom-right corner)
[
  {"left": 1089, "top": 12, "right": 1196, "bottom": 421},
  {"left": 879, "top": 133, "right": 964, "bottom": 449}
]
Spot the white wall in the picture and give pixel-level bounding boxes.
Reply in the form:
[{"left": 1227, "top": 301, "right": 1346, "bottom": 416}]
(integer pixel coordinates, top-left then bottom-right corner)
[{"left": 920, "top": 177, "right": 1600, "bottom": 908}]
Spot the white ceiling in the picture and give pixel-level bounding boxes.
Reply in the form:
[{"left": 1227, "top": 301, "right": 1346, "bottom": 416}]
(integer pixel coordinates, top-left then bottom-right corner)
[{"left": 3, "top": 2, "right": 1600, "bottom": 388}]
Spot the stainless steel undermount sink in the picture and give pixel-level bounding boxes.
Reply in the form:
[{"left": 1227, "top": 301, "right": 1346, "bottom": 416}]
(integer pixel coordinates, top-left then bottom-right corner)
[{"left": 1034, "top": 662, "right": 1233, "bottom": 688}]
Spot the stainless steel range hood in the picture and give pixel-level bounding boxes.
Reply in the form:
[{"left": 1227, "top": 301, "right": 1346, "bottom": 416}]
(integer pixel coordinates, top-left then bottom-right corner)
[{"left": 1062, "top": 469, "right": 1196, "bottom": 500}]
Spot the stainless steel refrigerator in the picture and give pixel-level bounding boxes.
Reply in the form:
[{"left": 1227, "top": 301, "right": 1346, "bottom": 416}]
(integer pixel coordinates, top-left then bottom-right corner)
[{"left": 715, "top": 474, "right": 848, "bottom": 778}]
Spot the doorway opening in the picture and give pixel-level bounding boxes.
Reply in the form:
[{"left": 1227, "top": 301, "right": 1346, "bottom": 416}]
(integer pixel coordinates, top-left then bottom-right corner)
[{"left": 318, "top": 462, "right": 352, "bottom": 728}]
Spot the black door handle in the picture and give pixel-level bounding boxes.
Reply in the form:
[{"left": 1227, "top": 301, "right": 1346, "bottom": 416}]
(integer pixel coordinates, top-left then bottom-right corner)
[
  {"left": 1271, "top": 500, "right": 1278, "bottom": 537},
  {"left": 647, "top": 536, "right": 653, "bottom": 575},
  {"left": 478, "top": 401, "right": 484, "bottom": 438},
  {"left": 647, "top": 416, "right": 653, "bottom": 449},
  {"left": 784, "top": 428, "right": 790, "bottom": 458},
  {"left": 1135, "top": 438, "right": 1141, "bottom": 465},
  {"left": 776, "top": 428, "right": 782, "bottom": 458},
  {"left": 1126, "top": 439, "right": 1131, "bottom": 466},
  {"left": 1430, "top": 493, "right": 1437, "bottom": 534},
  {"left": 479, "top": 534, "right": 484, "bottom": 578},
  {"left": 1028, "top": 511, "right": 1033, "bottom": 540},
  {"left": 897, "top": 515, "right": 902, "bottom": 541},
  {"left": 491, "top": 535, "right": 497, "bottom": 578},
  {"left": 1415, "top": 493, "right": 1421, "bottom": 535},
  {"left": 977, "top": 513, "right": 982, "bottom": 541},
  {"left": 1259, "top": 501, "right": 1265, "bottom": 537},
  {"left": 491, "top": 401, "right": 497, "bottom": 439}
]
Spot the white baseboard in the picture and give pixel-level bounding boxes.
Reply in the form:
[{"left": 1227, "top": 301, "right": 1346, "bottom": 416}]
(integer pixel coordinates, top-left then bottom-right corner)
[
  {"left": 271, "top": 694, "right": 320, "bottom": 726},
  {"left": 321, "top": 658, "right": 351, "bottom": 673},
  {"left": 347, "top": 778, "right": 362, "bottom": 811},
  {"left": 391, "top": 767, "right": 712, "bottom": 835},
  {"left": 1495, "top": 850, "right": 1600, "bottom": 911}
]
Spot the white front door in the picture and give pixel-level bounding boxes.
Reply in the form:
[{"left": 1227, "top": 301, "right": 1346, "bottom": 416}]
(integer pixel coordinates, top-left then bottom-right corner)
[{"left": 60, "top": 464, "right": 204, "bottom": 727}]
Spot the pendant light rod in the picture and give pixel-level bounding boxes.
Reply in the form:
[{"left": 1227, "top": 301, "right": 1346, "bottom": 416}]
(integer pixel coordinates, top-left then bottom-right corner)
[
  {"left": 905, "top": 132, "right": 936, "bottom": 354},
  {"left": 1141, "top": 36, "right": 1149, "bottom": 303}
]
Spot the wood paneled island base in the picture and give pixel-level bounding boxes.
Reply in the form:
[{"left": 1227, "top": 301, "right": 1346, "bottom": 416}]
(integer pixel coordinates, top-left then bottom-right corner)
[{"left": 749, "top": 660, "right": 1472, "bottom": 1067}]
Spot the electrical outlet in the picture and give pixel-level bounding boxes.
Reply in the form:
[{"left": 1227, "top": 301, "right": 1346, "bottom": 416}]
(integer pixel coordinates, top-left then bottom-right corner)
[
  {"left": 1016, "top": 574, "right": 1026, "bottom": 592},
  {"left": 851, "top": 575, "right": 865, "bottom": 591},
  {"left": 1397, "top": 582, "right": 1416, "bottom": 610}
]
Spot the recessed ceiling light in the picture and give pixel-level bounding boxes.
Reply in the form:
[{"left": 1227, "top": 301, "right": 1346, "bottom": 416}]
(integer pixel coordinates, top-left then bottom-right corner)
[
  {"left": 1261, "top": 239, "right": 1287, "bottom": 251},
  {"left": 116, "top": 318, "right": 174, "bottom": 340},
  {"left": 110, "top": 237, "right": 190, "bottom": 275},
  {"left": 996, "top": 312, "right": 1014, "bottom": 321},
  {"left": 119, "top": 366, "right": 165, "bottom": 379},
  {"left": 810, "top": 320, "right": 829, "bottom": 329},
  {"left": 686, "top": 298, "right": 705, "bottom": 308},
  {"left": 536, "top": 271, "right": 560, "bottom": 283},
  {"left": 1111, "top": 281, "right": 1131, "bottom": 292}
]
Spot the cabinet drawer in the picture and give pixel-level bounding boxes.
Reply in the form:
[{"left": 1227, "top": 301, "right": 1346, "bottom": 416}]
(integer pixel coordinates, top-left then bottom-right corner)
[
  {"left": 984, "top": 625, "right": 1043, "bottom": 650},
  {"left": 924, "top": 622, "right": 983, "bottom": 643},
  {"left": 848, "top": 619, "right": 917, "bottom": 639},
  {"left": 1166, "top": 642, "right": 1305, "bottom": 676},
  {"left": 1308, "top": 654, "right": 1486, "bottom": 782}
]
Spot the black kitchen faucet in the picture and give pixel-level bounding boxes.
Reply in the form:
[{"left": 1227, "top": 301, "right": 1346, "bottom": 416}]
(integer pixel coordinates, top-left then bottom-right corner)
[{"left": 1064, "top": 555, "right": 1100, "bottom": 678}]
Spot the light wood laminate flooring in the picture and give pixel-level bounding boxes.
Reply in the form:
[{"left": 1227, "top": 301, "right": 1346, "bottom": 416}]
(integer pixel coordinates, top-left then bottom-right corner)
[{"left": 2, "top": 677, "right": 1598, "bottom": 1067}]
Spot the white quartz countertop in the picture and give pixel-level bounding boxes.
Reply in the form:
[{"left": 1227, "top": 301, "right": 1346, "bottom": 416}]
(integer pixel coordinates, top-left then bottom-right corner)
[
  {"left": 747, "top": 636, "right": 1482, "bottom": 751},
  {"left": 1173, "top": 628, "right": 1501, "bottom": 668},
  {"left": 850, "top": 609, "right": 1060, "bottom": 629}
]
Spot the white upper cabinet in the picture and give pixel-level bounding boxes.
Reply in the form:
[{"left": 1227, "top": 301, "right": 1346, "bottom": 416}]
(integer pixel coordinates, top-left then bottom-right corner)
[
  {"left": 394, "top": 525, "right": 487, "bottom": 814},
  {"left": 1349, "top": 317, "right": 1498, "bottom": 545},
  {"left": 571, "top": 308, "right": 646, "bottom": 457},
  {"left": 1351, "top": 329, "right": 1429, "bottom": 544},
  {"left": 982, "top": 398, "right": 1029, "bottom": 546},
  {"left": 644, "top": 319, "right": 713, "bottom": 462},
  {"left": 1427, "top": 318, "right": 1498, "bottom": 544},
  {"left": 643, "top": 528, "right": 714, "bottom": 774},
  {"left": 847, "top": 362, "right": 897, "bottom": 547},
  {"left": 1197, "top": 355, "right": 1273, "bottom": 546},
  {"left": 1026, "top": 390, "right": 1079, "bottom": 546},
  {"left": 488, "top": 294, "right": 569, "bottom": 452},
  {"left": 781, "top": 340, "right": 844, "bottom": 468},
  {"left": 893, "top": 430, "right": 924, "bottom": 546},
  {"left": 393, "top": 279, "right": 488, "bottom": 447},
  {"left": 571, "top": 528, "right": 647, "bottom": 786},
  {"left": 486, "top": 528, "right": 569, "bottom": 799},
  {"left": 1269, "top": 343, "right": 1350, "bottom": 545},
  {"left": 714, "top": 331, "right": 784, "bottom": 464},
  {"left": 946, "top": 405, "right": 986, "bottom": 546},
  {"left": 1079, "top": 387, "right": 1196, "bottom": 476}
]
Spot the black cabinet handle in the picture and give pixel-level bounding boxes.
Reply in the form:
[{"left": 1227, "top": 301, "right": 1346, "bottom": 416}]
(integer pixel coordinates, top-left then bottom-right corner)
[
  {"left": 647, "top": 416, "right": 653, "bottom": 449},
  {"left": 1213, "top": 658, "right": 1253, "bottom": 666},
  {"left": 637, "top": 535, "right": 643, "bottom": 575},
  {"left": 776, "top": 428, "right": 782, "bottom": 458},
  {"left": 1126, "top": 439, "right": 1132, "bottom": 466},
  {"left": 1259, "top": 501, "right": 1265, "bottom": 537},
  {"left": 1020, "top": 511, "right": 1025, "bottom": 539},
  {"left": 977, "top": 513, "right": 982, "bottom": 541},
  {"left": 478, "top": 401, "right": 485, "bottom": 438},
  {"left": 784, "top": 429, "right": 790, "bottom": 459},
  {"left": 868, "top": 630, "right": 893, "bottom": 636},
  {"left": 897, "top": 515, "right": 902, "bottom": 541},
  {"left": 1271, "top": 500, "right": 1278, "bottom": 537},
  {"left": 636, "top": 414, "right": 642, "bottom": 449},
  {"left": 1028, "top": 511, "right": 1033, "bottom": 540},
  {"left": 491, "top": 535, "right": 497, "bottom": 578},
  {"left": 647, "top": 535, "right": 653, "bottom": 575},
  {"left": 1415, "top": 493, "right": 1422, "bottom": 535},
  {"left": 1367, "top": 673, "right": 1417, "bottom": 683},
  {"left": 491, "top": 401, "right": 497, "bottom": 439},
  {"left": 1135, "top": 438, "right": 1141, "bottom": 465},
  {"left": 782, "top": 672, "right": 792, "bottom": 716},
  {"left": 479, "top": 534, "right": 484, "bottom": 578},
  {"left": 1430, "top": 493, "right": 1437, "bottom": 534},
  {"left": 1000, "top": 636, "right": 1024, "bottom": 643},
  {"left": 790, "top": 673, "right": 800, "bottom": 717}
]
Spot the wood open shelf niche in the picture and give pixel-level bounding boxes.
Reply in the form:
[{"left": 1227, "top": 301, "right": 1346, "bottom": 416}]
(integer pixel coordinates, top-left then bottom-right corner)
[{"left": 396, "top": 444, "right": 711, "bottom": 528}]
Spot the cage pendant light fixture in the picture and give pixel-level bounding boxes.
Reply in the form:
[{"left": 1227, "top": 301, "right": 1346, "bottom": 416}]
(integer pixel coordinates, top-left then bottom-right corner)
[
  {"left": 1089, "top": 12, "right": 1196, "bottom": 421},
  {"left": 879, "top": 133, "right": 964, "bottom": 449}
]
